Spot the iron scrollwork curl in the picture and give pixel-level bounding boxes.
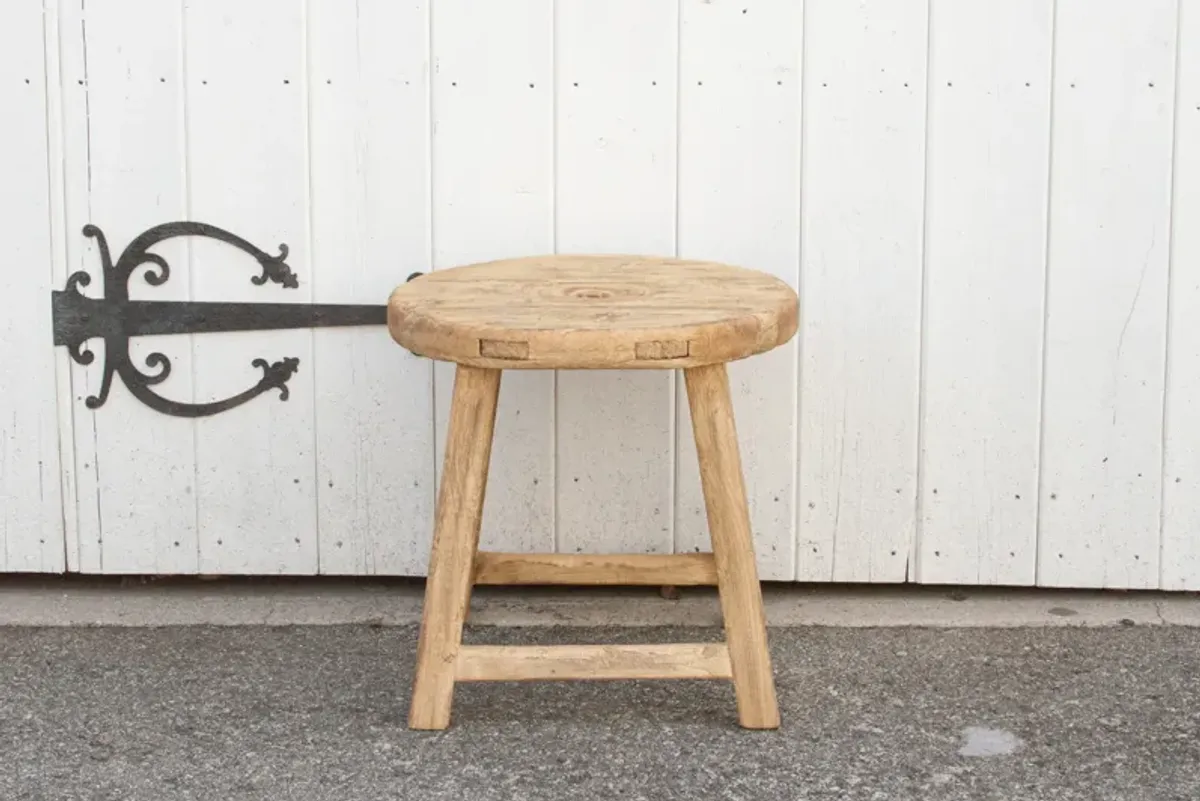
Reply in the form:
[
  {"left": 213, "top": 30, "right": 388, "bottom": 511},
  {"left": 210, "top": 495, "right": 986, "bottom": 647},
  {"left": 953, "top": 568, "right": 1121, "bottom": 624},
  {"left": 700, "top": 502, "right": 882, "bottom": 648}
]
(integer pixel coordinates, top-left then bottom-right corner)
[{"left": 52, "top": 221, "right": 398, "bottom": 418}]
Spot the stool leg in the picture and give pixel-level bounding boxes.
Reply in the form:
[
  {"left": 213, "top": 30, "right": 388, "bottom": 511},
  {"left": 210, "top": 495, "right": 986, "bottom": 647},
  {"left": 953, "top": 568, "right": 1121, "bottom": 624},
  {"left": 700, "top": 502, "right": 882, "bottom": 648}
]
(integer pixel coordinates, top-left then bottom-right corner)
[
  {"left": 684, "top": 363, "right": 780, "bottom": 729},
  {"left": 409, "top": 365, "right": 502, "bottom": 730}
]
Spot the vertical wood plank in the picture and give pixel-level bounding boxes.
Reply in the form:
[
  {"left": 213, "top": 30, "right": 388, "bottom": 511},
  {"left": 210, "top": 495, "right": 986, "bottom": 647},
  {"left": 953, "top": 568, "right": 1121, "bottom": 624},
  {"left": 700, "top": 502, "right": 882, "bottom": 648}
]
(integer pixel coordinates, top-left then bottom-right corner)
[
  {"left": 1161, "top": 0, "right": 1197, "bottom": 590},
  {"left": 675, "top": 0, "right": 802, "bottom": 580},
  {"left": 430, "top": 0, "right": 554, "bottom": 557},
  {"left": 1038, "top": 0, "right": 1178, "bottom": 589},
  {"left": 796, "top": 0, "right": 928, "bottom": 582},
  {"left": 56, "top": 0, "right": 98, "bottom": 572},
  {"left": 60, "top": 0, "right": 198, "bottom": 573},
  {"left": 554, "top": 0, "right": 677, "bottom": 556},
  {"left": 308, "top": 0, "right": 435, "bottom": 575},
  {"left": 918, "top": 0, "right": 1054, "bottom": 585},
  {"left": 43, "top": 0, "right": 81, "bottom": 572},
  {"left": 186, "top": 0, "right": 317, "bottom": 574},
  {"left": 0, "top": 1, "right": 66, "bottom": 572}
]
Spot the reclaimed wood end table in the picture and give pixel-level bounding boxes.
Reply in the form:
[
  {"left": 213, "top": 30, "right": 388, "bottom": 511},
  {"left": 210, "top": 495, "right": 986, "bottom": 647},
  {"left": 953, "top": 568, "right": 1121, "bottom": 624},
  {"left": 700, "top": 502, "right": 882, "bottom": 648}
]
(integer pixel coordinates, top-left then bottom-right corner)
[{"left": 387, "top": 254, "right": 798, "bottom": 730}]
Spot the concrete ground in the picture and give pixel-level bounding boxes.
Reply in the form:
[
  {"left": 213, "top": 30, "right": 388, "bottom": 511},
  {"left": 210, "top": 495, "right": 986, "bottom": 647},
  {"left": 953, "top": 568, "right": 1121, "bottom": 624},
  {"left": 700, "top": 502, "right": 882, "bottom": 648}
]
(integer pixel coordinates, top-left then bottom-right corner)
[{"left": 2, "top": 579, "right": 1199, "bottom": 800}]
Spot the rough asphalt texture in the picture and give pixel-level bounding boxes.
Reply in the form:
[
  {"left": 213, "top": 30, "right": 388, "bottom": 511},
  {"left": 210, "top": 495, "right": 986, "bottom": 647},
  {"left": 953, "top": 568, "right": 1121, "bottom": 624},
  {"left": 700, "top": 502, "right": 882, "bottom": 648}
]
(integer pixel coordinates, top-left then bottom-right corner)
[{"left": 1, "top": 624, "right": 1197, "bottom": 800}]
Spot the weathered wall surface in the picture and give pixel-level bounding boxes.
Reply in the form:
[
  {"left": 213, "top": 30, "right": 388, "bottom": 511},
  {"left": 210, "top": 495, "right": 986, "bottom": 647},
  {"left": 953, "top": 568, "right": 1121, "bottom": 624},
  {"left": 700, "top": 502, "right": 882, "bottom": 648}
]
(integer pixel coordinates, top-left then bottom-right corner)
[{"left": 2, "top": 0, "right": 1197, "bottom": 589}]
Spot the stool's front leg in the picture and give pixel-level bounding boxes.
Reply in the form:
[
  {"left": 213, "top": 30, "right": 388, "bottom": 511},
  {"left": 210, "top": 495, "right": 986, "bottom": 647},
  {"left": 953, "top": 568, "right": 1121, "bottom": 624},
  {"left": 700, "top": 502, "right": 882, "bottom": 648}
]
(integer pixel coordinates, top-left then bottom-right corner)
[
  {"left": 684, "top": 363, "right": 781, "bottom": 729},
  {"left": 409, "top": 365, "right": 502, "bottom": 730}
]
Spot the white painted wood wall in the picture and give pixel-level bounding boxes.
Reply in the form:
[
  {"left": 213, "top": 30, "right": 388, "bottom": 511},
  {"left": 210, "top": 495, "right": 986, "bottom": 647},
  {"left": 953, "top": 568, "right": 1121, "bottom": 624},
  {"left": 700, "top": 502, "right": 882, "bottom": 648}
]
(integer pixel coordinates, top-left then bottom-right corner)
[{"left": 3, "top": 0, "right": 1198, "bottom": 589}]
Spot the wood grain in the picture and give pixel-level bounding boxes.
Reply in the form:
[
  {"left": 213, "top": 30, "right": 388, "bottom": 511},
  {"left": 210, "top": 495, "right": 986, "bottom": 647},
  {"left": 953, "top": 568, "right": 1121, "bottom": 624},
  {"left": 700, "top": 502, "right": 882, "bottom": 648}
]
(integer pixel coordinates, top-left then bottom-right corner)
[
  {"left": 456, "top": 643, "right": 733, "bottom": 682},
  {"left": 309, "top": 0, "right": 435, "bottom": 576},
  {"left": 388, "top": 255, "right": 798, "bottom": 369},
  {"left": 919, "top": 0, "right": 1052, "bottom": 585},
  {"left": 0, "top": 1, "right": 65, "bottom": 572},
  {"left": 796, "top": 0, "right": 927, "bottom": 583},
  {"left": 188, "top": 0, "right": 316, "bottom": 575},
  {"left": 1163, "top": 2, "right": 1200, "bottom": 590},
  {"left": 65, "top": 0, "right": 199, "bottom": 574},
  {"left": 473, "top": 552, "right": 718, "bottom": 586},
  {"left": 1038, "top": 0, "right": 1175, "bottom": 589},
  {"left": 685, "top": 363, "right": 781, "bottom": 729},
  {"left": 409, "top": 365, "right": 501, "bottom": 730}
]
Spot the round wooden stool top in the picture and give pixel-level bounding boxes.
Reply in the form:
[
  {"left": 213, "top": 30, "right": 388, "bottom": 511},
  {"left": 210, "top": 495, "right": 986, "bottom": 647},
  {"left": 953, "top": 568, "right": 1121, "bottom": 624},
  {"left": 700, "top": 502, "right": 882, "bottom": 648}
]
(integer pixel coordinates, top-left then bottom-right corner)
[{"left": 387, "top": 254, "right": 798, "bottom": 370}]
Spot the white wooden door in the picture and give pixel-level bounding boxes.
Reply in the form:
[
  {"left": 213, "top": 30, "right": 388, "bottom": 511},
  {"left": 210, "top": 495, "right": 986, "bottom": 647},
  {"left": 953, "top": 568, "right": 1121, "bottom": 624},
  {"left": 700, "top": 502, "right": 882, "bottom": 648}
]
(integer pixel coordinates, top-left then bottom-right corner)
[
  {"left": 3, "top": 0, "right": 1199, "bottom": 590},
  {"left": 49, "top": 0, "right": 435, "bottom": 576}
]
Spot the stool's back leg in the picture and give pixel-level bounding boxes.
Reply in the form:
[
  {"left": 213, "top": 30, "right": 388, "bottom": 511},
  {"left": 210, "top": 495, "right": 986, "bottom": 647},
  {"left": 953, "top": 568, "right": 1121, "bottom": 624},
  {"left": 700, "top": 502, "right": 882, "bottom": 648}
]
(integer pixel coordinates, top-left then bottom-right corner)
[
  {"left": 409, "top": 365, "right": 502, "bottom": 730},
  {"left": 684, "top": 363, "right": 781, "bottom": 729}
]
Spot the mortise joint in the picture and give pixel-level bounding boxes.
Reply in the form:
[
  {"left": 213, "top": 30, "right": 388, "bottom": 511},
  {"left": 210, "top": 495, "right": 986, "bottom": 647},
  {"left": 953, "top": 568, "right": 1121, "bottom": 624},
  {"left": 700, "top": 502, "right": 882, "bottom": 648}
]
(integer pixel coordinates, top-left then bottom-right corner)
[
  {"left": 479, "top": 339, "right": 529, "bottom": 360},
  {"left": 636, "top": 340, "right": 690, "bottom": 360}
]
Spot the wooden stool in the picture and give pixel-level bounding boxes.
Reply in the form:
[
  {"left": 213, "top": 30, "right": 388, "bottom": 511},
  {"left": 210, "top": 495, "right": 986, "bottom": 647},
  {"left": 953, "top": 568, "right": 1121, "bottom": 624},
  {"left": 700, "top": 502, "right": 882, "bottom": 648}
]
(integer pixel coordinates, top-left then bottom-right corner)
[{"left": 387, "top": 254, "right": 798, "bottom": 730}]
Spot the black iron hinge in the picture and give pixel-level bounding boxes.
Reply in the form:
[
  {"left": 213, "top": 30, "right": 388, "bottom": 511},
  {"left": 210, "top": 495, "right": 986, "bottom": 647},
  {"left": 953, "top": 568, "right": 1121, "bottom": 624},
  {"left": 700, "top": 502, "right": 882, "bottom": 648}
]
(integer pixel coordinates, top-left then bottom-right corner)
[{"left": 51, "top": 221, "right": 421, "bottom": 418}]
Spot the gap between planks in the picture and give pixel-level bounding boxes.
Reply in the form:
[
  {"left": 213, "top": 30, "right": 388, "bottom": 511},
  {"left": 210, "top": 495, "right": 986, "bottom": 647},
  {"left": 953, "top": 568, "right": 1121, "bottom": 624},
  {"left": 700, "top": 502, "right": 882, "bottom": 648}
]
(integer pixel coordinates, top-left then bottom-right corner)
[
  {"left": 472, "top": 551, "right": 719, "bottom": 586},
  {"left": 455, "top": 643, "right": 733, "bottom": 682}
]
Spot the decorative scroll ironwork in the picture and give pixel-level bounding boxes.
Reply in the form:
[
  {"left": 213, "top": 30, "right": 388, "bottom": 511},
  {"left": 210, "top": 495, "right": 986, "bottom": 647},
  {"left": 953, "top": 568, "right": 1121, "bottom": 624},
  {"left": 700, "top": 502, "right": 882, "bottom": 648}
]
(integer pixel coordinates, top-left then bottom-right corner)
[{"left": 51, "top": 221, "right": 418, "bottom": 418}]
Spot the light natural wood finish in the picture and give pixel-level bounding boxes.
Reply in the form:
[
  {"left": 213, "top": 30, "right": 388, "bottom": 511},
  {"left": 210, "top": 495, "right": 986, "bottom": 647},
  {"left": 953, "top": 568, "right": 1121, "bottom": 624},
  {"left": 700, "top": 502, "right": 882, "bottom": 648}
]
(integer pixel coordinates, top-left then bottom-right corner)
[
  {"left": 387, "top": 254, "right": 798, "bottom": 369},
  {"left": 473, "top": 551, "right": 718, "bottom": 586},
  {"left": 685, "top": 363, "right": 781, "bottom": 730},
  {"left": 456, "top": 643, "right": 733, "bottom": 682},
  {"left": 408, "top": 365, "right": 501, "bottom": 730},
  {"left": 399, "top": 254, "right": 789, "bottom": 730}
]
